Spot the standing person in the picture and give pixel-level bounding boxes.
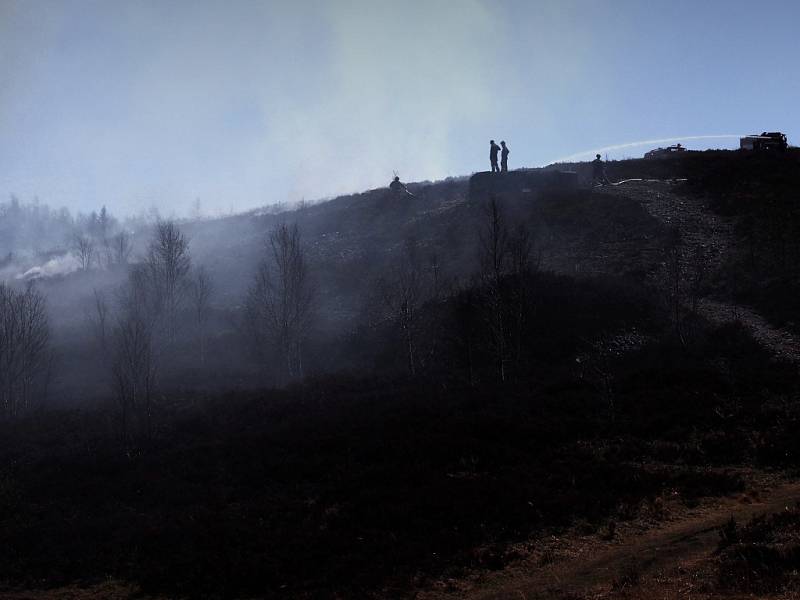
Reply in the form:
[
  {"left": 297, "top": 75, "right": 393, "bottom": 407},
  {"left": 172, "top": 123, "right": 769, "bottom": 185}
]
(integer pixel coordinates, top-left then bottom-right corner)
[
  {"left": 500, "top": 141, "right": 510, "bottom": 172},
  {"left": 490, "top": 140, "right": 501, "bottom": 173},
  {"left": 592, "top": 153, "right": 610, "bottom": 186}
]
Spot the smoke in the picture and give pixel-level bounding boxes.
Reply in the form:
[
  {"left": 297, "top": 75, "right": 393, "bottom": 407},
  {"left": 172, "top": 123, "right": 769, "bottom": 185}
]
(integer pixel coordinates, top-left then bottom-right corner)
[
  {"left": 549, "top": 135, "right": 744, "bottom": 164},
  {"left": 16, "top": 254, "right": 79, "bottom": 281},
  {"left": 0, "top": 1, "right": 506, "bottom": 216},
  {"left": 2, "top": 1, "right": 799, "bottom": 215},
  {"left": 266, "top": 1, "right": 504, "bottom": 201}
]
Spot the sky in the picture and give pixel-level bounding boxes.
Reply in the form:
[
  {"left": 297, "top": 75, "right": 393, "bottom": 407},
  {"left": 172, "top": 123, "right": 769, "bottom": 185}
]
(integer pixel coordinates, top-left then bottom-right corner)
[{"left": 1, "top": 0, "right": 798, "bottom": 216}]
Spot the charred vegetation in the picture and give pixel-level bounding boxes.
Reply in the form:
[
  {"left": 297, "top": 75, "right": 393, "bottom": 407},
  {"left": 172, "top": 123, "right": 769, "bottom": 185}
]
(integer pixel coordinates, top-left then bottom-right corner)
[{"left": 0, "top": 150, "right": 799, "bottom": 598}]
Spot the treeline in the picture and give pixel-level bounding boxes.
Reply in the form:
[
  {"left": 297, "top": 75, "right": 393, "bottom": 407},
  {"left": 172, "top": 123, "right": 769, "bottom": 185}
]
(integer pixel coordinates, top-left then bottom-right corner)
[
  {"left": 0, "top": 283, "right": 51, "bottom": 418},
  {"left": 0, "top": 195, "right": 123, "bottom": 257},
  {"left": 83, "top": 219, "right": 316, "bottom": 445},
  {"left": 0, "top": 191, "right": 665, "bottom": 436},
  {"left": 69, "top": 205, "right": 133, "bottom": 271},
  {"left": 1, "top": 186, "right": 692, "bottom": 448},
  {"left": 0, "top": 196, "right": 73, "bottom": 256},
  {"left": 0, "top": 195, "right": 181, "bottom": 276}
]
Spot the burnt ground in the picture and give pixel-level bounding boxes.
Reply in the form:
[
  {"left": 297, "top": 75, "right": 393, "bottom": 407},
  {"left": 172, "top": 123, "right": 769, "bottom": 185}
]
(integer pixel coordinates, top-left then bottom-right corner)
[
  {"left": 607, "top": 180, "right": 800, "bottom": 364},
  {"left": 415, "top": 173, "right": 800, "bottom": 599},
  {"left": 418, "top": 170, "right": 800, "bottom": 600},
  {"left": 2, "top": 151, "right": 800, "bottom": 599}
]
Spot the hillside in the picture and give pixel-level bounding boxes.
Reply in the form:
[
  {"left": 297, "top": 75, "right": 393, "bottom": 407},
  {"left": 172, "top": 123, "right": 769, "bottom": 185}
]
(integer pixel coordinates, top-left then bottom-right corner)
[
  {"left": 33, "top": 161, "right": 675, "bottom": 400},
  {"left": 2, "top": 149, "right": 800, "bottom": 599},
  {"left": 183, "top": 148, "right": 799, "bottom": 312}
]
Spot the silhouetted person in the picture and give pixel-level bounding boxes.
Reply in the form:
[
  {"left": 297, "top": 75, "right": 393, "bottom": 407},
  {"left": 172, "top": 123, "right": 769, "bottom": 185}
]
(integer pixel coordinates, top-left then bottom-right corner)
[
  {"left": 490, "top": 140, "right": 501, "bottom": 173},
  {"left": 592, "top": 154, "right": 609, "bottom": 186},
  {"left": 500, "top": 141, "right": 510, "bottom": 172},
  {"left": 389, "top": 175, "right": 413, "bottom": 196}
]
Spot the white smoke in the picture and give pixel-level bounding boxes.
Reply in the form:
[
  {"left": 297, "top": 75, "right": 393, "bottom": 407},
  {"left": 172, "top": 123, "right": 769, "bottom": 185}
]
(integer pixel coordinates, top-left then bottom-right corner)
[
  {"left": 16, "top": 253, "right": 80, "bottom": 281},
  {"left": 0, "top": 1, "right": 506, "bottom": 215}
]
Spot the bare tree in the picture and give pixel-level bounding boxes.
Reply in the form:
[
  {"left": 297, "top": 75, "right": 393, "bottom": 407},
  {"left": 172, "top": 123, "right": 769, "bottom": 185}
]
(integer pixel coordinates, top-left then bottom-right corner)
[
  {"left": 377, "top": 240, "right": 425, "bottom": 376},
  {"left": 97, "top": 206, "right": 113, "bottom": 267},
  {"left": 145, "top": 221, "right": 191, "bottom": 343},
  {"left": 189, "top": 265, "right": 213, "bottom": 365},
  {"left": 429, "top": 252, "right": 442, "bottom": 300},
  {"left": 0, "top": 283, "right": 50, "bottom": 419},
  {"left": 110, "top": 267, "right": 158, "bottom": 443},
  {"left": 479, "top": 197, "right": 510, "bottom": 382},
  {"left": 480, "top": 197, "right": 510, "bottom": 286},
  {"left": 507, "top": 223, "right": 536, "bottom": 371},
  {"left": 111, "top": 231, "right": 132, "bottom": 266},
  {"left": 509, "top": 224, "right": 535, "bottom": 277},
  {"left": 98, "top": 206, "right": 111, "bottom": 240},
  {"left": 245, "top": 223, "right": 314, "bottom": 383},
  {"left": 452, "top": 283, "right": 479, "bottom": 386},
  {"left": 89, "top": 288, "right": 110, "bottom": 354},
  {"left": 72, "top": 234, "right": 96, "bottom": 271}
]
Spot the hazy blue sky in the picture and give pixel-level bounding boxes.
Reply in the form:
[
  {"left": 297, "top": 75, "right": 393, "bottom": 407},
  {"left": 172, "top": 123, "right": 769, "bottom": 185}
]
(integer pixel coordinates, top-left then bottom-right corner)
[{"left": 1, "top": 0, "right": 798, "bottom": 216}]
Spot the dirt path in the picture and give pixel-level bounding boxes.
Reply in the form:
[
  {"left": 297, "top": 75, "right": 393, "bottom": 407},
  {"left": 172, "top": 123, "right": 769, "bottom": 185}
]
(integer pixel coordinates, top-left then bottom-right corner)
[
  {"left": 418, "top": 478, "right": 800, "bottom": 600},
  {"left": 697, "top": 298, "right": 800, "bottom": 365},
  {"left": 607, "top": 180, "right": 734, "bottom": 273},
  {"left": 0, "top": 581, "right": 164, "bottom": 600}
]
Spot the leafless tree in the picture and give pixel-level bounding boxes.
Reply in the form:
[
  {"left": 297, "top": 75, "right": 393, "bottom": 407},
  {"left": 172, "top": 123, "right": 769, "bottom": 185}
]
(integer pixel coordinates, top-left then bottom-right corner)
[
  {"left": 0, "top": 283, "right": 51, "bottom": 419},
  {"left": 110, "top": 267, "right": 158, "bottom": 443},
  {"left": 507, "top": 223, "right": 536, "bottom": 370},
  {"left": 245, "top": 223, "right": 314, "bottom": 383},
  {"left": 88, "top": 288, "right": 110, "bottom": 354},
  {"left": 429, "top": 252, "right": 442, "bottom": 300},
  {"left": 509, "top": 224, "right": 535, "bottom": 277},
  {"left": 377, "top": 240, "right": 425, "bottom": 376},
  {"left": 479, "top": 197, "right": 511, "bottom": 382},
  {"left": 72, "top": 234, "right": 96, "bottom": 271},
  {"left": 145, "top": 221, "right": 191, "bottom": 343},
  {"left": 189, "top": 265, "right": 213, "bottom": 365},
  {"left": 98, "top": 205, "right": 111, "bottom": 240},
  {"left": 111, "top": 231, "right": 132, "bottom": 266},
  {"left": 452, "top": 283, "right": 479, "bottom": 386},
  {"left": 480, "top": 197, "right": 510, "bottom": 286},
  {"left": 96, "top": 206, "right": 113, "bottom": 267}
]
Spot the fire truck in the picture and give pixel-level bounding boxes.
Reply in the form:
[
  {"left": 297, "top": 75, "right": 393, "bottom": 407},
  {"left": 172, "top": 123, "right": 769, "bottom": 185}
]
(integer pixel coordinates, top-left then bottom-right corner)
[
  {"left": 740, "top": 132, "right": 788, "bottom": 151},
  {"left": 644, "top": 143, "right": 687, "bottom": 159}
]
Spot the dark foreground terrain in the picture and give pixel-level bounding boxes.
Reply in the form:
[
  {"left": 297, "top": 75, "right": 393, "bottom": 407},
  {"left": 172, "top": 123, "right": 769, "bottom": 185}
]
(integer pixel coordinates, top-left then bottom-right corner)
[
  {"left": 2, "top": 149, "right": 800, "bottom": 599},
  {"left": 2, "top": 321, "right": 798, "bottom": 599}
]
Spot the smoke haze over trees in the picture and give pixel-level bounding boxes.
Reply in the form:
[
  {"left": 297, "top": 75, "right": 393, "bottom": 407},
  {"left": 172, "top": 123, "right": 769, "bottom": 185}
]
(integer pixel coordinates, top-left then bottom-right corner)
[
  {"left": 0, "top": 143, "right": 799, "bottom": 598},
  {"left": 0, "top": 151, "right": 796, "bottom": 408},
  {"left": 1, "top": 0, "right": 799, "bottom": 596}
]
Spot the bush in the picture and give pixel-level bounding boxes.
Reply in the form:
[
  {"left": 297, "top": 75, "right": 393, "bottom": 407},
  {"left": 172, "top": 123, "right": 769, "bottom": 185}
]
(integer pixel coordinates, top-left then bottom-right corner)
[{"left": 716, "top": 506, "right": 800, "bottom": 593}]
